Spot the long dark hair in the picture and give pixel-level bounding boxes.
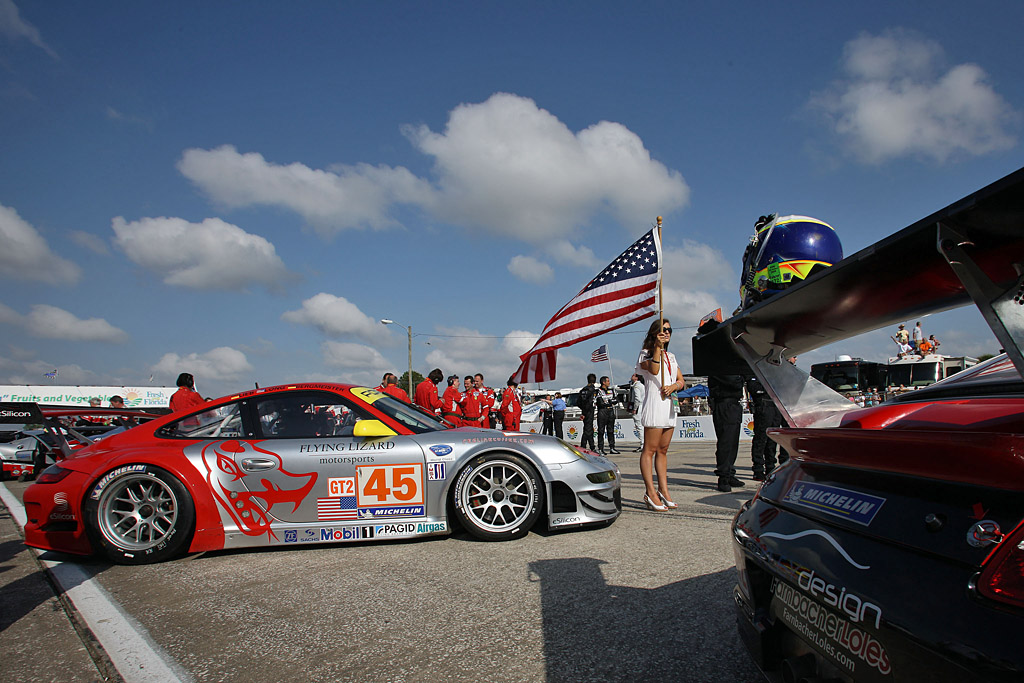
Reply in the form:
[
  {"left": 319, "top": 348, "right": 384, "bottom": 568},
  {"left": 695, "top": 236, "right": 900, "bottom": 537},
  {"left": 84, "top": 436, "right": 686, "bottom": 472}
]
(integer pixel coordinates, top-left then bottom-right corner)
[{"left": 642, "top": 317, "right": 670, "bottom": 353}]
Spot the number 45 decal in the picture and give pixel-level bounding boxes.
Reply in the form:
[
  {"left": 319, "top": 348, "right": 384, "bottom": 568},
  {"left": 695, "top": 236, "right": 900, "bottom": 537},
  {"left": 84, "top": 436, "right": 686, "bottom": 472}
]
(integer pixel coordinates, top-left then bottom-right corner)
[{"left": 356, "top": 463, "right": 424, "bottom": 506}]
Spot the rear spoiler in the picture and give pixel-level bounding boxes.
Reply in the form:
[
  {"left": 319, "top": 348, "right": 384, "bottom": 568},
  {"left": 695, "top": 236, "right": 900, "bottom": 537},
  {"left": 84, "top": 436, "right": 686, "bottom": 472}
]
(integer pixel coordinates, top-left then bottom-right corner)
[
  {"left": 0, "top": 402, "right": 162, "bottom": 461},
  {"left": 693, "top": 165, "right": 1024, "bottom": 427}
]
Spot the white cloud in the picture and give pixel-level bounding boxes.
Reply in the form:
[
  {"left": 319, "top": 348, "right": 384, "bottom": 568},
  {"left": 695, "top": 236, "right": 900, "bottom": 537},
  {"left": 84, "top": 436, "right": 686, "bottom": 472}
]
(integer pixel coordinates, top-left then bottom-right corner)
[
  {"left": 546, "top": 240, "right": 601, "bottom": 269},
  {"left": 812, "top": 30, "right": 1019, "bottom": 163},
  {"left": 281, "top": 293, "right": 386, "bottom": 342},
  {"left": 321, "top": 341, "right": 391, "bottom": 370},
  {"left": 0, "top": 301, "right": 21, "bottom": 325},
  {"left": 406, "top": 93, "right": 689, "bottom": 240},
  {"left": 151, "top": 346, "right": 253, "bottom": 383},
  {"left": 0, "top": 203, "right": 81, "bottom": 284},
  {"left": 507, "top": 255, "right": 554, "bottom": 284},
  {"left": 0, "top": 0, "right": 58, "bottom": 59},
  {"left": 24, "top": 304, "right": 128, "bottom": 343},
  {"left": 69, "top": 230, "right": 109, "bottom": 255},
  {"left": 178, "top": 94, "right": 689, "bottom": 244},
  {"left": 662, "top": 239, "right": 735, "bottom": 292},
  {"left": 177, "top": 145, "right": 433, "bottom": 238},
  {"left": 112, "top": 215, "right": 294, "bottom": 291}
]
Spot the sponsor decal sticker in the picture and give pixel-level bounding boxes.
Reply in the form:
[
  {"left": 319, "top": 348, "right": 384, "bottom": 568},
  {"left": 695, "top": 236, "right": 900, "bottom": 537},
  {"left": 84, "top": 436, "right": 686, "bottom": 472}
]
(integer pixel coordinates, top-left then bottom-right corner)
[
  {"left": 429, "top": 444, "right": 453, "bottom": 457},
  {"left": 550, "top": 515, "right": 582, "bottom": 527},
  {"left": 53, "top": 492, "right": 69, "bottom": 511},
  {"left": 91, "top": 464, "right": 148, "bottom": 500},
  {"left": 374, "top": 523, "right": 418, "bottom": 537},
  {"left": 358, "top": 506, "right": 425, "bottom": 518},
  {"left": 284, "top": 530, "right": 298, "bottom": 543},
  {"left": 427, "top": 462, "right": 445, "bottom": 480},
  {"left": 783, "top": 482, "right": 885, "bottom": 526},
  {"left": 317, "top": 496, "right": 358, "bottom": 520},
  {"left": 770, "top": 577, "right": 889, "bottom": 676}
]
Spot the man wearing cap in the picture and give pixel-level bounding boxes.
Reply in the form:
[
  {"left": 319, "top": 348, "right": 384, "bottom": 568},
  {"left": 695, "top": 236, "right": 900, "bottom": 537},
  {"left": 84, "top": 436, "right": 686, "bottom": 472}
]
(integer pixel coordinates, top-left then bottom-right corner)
[{"left": 415, "top": 368, "right": 444, "bottom": 416}]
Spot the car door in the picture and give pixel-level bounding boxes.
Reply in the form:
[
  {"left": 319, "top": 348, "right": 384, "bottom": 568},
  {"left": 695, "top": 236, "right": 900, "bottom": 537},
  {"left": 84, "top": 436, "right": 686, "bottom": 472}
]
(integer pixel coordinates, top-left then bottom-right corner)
[{"left": 248, "top": 390, "right": 427, "bottom": 526}]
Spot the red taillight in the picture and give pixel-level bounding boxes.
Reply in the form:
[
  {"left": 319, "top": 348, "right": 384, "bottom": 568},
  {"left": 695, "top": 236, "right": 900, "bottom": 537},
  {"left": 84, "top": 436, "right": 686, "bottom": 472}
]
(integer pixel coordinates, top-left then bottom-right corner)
[
  {"left": 35, "top": 465, "right": 72, "bottom": 484},
  {"left": 977, "top": 521, "right": 1024, "bottom": 609}
]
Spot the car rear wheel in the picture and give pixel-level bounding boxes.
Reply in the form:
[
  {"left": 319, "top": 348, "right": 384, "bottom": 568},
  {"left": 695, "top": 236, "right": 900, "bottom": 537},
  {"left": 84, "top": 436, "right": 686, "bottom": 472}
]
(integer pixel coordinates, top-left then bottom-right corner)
[
  {"left": 452, "top": 453, "right": 544, "bottom": 541},
  {"left": 83, "top": 465, "right": 195, "bottom": 564}
]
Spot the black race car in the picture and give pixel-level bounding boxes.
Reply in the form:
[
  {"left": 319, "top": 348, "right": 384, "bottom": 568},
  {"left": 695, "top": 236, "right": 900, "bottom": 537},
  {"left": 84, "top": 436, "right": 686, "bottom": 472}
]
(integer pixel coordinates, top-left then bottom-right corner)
[{"left": 694, "top": 166, "right": 1024, "bottom": 681}]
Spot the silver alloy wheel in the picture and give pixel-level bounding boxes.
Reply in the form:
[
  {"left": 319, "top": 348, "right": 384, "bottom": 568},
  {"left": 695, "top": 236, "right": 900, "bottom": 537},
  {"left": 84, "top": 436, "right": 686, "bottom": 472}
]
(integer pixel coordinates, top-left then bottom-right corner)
[
  {"left": 459, "top": 459, "right": 536, "bottom": 533},
  {"left": 96, "top": 473, "right": 179, "bottom": 551}
]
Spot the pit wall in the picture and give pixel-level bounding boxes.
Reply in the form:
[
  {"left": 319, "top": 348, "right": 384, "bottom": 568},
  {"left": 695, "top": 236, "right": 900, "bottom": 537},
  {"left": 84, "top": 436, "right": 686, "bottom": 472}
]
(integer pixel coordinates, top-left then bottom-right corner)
[{"left": 518, "top": 415, "right": 755, "bottom": 443}]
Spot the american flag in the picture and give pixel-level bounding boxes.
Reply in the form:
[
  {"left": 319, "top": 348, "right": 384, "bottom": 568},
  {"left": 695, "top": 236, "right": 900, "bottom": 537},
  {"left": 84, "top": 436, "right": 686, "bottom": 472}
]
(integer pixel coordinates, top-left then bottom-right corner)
[
  {"left": 317, "top": 496, "right": 358, "bottom": 521},
  {"left": 591, "top": 345, "right": 609, "bottom": 363},
  {"left": 513, "top": 228, "right": 661, "bottom": 384}
]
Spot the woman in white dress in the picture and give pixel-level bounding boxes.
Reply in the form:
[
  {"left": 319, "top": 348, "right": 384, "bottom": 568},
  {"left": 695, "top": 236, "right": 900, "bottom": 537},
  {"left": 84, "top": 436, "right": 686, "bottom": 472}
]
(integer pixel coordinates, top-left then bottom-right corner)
[{"left": 635, "top": 317, "right": 686, "bottom": 510}]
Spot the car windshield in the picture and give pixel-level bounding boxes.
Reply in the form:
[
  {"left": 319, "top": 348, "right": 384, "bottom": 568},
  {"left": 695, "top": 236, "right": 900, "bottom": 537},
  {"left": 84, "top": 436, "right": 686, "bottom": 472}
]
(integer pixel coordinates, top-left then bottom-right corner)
[
  {"left": 893, "top": 354, "right": 1024, "bottom": 401},
  {"left": 351, "top": 390, "right": 448, "bottom": 434}
]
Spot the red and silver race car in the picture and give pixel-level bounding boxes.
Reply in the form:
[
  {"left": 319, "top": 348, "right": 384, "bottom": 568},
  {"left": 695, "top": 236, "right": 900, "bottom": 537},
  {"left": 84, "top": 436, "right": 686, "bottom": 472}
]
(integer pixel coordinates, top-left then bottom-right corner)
[
  {"left": 695, "top": 166, "right": 1024, "bottom": 681},
  {"left": 21, "top": 384, "right": 621, "bottom": 564}
]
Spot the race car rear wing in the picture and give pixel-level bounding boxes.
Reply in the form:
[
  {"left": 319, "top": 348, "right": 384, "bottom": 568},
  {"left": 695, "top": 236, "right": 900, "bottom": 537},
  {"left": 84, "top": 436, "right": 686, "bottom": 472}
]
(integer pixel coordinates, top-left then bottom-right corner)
[
  {"left": 693, "top": 165, "right": 1024, "bottom": 428},
  {"left": 0, "top": 402, "right": 162, "bottom": 462}
]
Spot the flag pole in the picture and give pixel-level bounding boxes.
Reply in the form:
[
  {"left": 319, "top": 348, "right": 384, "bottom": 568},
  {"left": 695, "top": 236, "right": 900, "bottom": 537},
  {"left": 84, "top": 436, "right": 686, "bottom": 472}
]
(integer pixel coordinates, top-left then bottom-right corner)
[{"left": 656, "top": 216, "right": 665, "bottom": 389}]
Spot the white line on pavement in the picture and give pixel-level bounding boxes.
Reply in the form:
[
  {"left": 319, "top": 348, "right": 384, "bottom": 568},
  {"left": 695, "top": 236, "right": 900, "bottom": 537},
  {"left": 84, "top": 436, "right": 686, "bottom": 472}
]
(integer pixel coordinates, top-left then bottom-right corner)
[{"left": 0, "top": 482, "right": 190, "bottom": 683}]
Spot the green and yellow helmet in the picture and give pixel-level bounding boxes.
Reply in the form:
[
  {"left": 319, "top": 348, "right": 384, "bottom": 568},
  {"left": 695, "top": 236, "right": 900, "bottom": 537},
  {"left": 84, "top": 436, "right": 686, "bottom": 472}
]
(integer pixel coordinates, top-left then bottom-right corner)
[{"left": 740, "top": 214, "right": 842, "bottom": 309}]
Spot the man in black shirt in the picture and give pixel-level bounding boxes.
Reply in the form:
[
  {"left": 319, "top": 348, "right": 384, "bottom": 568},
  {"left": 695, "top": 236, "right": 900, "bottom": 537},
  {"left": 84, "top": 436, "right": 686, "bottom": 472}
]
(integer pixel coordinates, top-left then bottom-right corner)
[
  {"left": 709, "top": 374, "right": 746, "bottom": 492},
  {"left": 579, "top": 373, "right": 597, "bottom": 451}
]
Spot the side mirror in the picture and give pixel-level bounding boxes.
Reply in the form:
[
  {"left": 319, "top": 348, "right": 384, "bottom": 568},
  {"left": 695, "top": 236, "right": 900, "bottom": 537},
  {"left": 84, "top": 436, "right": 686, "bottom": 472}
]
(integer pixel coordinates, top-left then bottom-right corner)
[{"left": 353, "top": 420, "right": 398, "bottom": 438}]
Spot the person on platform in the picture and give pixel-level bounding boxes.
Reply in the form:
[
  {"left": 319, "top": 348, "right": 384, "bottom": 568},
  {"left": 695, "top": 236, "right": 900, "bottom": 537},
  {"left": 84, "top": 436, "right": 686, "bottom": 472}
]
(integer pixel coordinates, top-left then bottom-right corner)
[
  {"left": 500, "top": 377, "right": 523, "bottom": 431},
  {"left": 415, "top": 368, "right": 444, "bottom": 415},
  {"left": 635, "top": 318, "right": 686, "bottom": 511}
]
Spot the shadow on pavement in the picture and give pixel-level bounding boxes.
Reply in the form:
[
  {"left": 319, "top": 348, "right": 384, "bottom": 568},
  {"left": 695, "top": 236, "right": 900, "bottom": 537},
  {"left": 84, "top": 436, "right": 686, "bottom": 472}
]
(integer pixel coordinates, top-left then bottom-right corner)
[{"left": 529, "top": 557, "right": 762, "bottom": 683}]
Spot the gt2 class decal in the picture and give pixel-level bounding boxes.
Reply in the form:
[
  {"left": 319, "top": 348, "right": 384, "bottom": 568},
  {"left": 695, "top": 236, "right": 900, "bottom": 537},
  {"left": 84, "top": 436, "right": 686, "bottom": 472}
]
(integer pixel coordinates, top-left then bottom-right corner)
[
  {"left": 355, "top": 463, "right": 426, "bottom": 517},
  {"left": 783, "top": 482, "right": 885, "bottom": 526}
]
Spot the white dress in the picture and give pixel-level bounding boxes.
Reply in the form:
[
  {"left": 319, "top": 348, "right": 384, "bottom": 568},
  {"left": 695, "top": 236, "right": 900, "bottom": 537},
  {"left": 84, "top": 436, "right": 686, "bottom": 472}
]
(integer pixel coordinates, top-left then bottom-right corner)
[{"left": 635, "top": 349, "right": 678, "bottom": 428}]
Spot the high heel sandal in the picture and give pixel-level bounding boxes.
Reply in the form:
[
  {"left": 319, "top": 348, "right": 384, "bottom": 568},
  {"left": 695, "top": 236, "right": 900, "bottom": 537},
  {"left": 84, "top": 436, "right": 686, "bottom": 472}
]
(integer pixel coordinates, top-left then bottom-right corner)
[
  {"left": 658, "top": 490, "right": 678, "bottom": 509},
  {"left": 644, "top": 493, "right": 668, "bottom": 511}
]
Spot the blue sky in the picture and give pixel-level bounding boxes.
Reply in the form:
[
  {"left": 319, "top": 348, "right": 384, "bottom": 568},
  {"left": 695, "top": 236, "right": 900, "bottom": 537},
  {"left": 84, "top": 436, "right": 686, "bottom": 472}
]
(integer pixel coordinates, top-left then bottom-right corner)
[{"left": 1, "top": 1, "right": 1022, "bottom": 398}]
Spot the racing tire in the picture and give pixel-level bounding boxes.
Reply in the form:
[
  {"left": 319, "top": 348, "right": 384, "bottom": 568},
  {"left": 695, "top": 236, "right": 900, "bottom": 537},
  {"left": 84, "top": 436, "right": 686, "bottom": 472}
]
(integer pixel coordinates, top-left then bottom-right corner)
[
  {"left": 83, "top": 465, "right": 195, "bottom": 565},
  {"left": 452, "top": 453, "right": 545, "bottom": 541}
]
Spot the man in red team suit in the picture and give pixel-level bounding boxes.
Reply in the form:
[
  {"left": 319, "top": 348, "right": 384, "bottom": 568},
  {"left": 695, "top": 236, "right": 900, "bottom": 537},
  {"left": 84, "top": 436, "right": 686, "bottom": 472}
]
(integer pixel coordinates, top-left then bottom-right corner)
[
  {"left": 170, "top": 373, "right": 205, "bottom": 413},
  {"left": 414, "top": 368, "right": 444, "bottom": 415},
  {"left": 500, "top": 377, "right": 522, "bottom": 431},
  {"left": 459, "top": 376, "right": 486, "bottom": 429},
  {"left": 381, "top": 374, "right": 409, "bottom": 402},
  {"left": 441, "top": 374, "right": 463, "bottom": 427},
  {"left": 474, "top": 373, "right": 496, "bottom": 428}
]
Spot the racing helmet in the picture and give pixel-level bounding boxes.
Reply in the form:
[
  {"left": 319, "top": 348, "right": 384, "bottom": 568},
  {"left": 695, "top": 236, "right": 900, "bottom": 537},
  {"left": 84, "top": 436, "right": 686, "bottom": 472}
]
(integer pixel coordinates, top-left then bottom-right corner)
[{"left": 739, "top": 214, "right": 842, "bottom": 309}]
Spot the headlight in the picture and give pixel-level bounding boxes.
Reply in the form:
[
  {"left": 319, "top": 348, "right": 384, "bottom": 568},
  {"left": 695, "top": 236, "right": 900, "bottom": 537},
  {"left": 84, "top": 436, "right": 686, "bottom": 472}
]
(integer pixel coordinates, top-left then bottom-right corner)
[
  {"left": 558, "top": 440, "right": 586, "bottom": 460},
  {"left": 586, "top": 470, "right": 616, "bottom": 483}
]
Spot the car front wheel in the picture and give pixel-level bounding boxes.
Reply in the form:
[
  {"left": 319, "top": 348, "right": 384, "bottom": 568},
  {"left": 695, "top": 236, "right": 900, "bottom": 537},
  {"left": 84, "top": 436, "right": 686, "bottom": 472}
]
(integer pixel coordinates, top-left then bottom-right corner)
[
  {"left": 452, "top": 453, "right": 544, "bottom": 541},
  {"left": 83, "top": 465, "right": 195, "bottom": 564}
]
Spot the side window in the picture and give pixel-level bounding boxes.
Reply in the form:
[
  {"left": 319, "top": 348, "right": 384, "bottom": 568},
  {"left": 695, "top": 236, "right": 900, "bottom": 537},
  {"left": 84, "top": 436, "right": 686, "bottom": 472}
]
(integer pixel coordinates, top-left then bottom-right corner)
[
  {"left": 158, "top": 403, "right": 243, "bottom": 439},
  {"left": 255, "top": 391, "right": 365, "bottom": 438}
]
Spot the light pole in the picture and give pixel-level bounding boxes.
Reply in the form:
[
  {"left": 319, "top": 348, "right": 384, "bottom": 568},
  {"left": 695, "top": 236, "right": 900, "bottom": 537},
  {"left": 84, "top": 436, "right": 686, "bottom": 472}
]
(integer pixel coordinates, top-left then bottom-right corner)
[{"left": 380, "top": 319, "right": 413, "bottom": 399}]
